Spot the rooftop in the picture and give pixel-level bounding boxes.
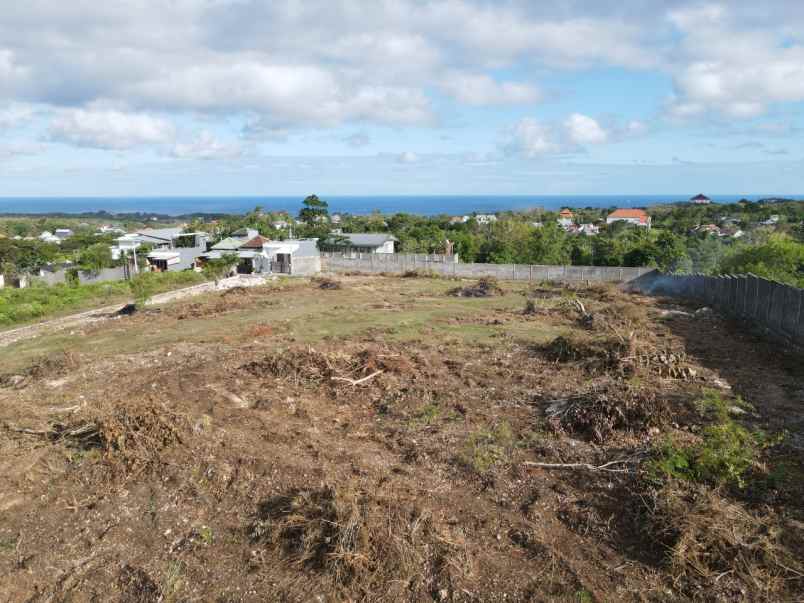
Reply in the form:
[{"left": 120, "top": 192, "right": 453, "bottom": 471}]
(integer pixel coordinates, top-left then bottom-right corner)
[{"left": 330, "top": 233, "right": 398, "bottom": 247}]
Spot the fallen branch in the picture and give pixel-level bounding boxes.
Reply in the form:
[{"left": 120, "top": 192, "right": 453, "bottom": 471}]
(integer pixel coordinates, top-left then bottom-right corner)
[
  {"left": 523, "top": 458, "right": 639, "bottom": 474},
  {"left": 6, "top": 425, "right": 49, "bottom": 436},
  {"left": 331, "top": 370, "right": 384, "bottom": 386}
]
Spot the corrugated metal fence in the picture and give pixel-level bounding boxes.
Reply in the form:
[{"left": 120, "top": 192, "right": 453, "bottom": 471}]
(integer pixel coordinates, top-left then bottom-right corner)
[{"left": 630, "top": 272, "right": 804, "bottom": 347}]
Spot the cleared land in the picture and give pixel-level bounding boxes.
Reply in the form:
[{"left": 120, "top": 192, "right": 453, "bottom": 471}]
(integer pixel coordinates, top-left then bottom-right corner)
[{"left": 0, "top": 274, "right": 802, "bottom": 602}]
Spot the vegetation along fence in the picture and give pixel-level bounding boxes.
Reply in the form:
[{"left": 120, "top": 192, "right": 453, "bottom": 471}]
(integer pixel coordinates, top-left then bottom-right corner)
[
  {"left": 631, "top": 272, "right": 804, "bottom": 347},
  {"left": 321, "top": 252, "right": 655, "bottom": 283}
]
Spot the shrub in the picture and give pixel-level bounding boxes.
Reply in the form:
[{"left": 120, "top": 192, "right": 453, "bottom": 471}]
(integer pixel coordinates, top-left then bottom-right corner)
[{"left": 648, "top": 392, "right": 781, "bottom": 488}]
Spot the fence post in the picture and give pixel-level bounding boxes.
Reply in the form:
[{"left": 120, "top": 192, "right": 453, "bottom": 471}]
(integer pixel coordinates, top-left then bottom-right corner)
[{"left": 529, "top": 265, "right": 533, "bottom": 281}]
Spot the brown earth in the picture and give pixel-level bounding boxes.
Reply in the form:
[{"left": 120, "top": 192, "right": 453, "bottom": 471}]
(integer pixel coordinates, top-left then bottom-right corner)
[{"left": 0, "top": 275, "right": 802, "bottom": 602}]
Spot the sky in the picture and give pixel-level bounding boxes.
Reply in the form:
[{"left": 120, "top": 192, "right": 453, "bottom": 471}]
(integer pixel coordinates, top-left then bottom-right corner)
[{"left": 1, "top": 0, "right": 804, "bottom": 197}]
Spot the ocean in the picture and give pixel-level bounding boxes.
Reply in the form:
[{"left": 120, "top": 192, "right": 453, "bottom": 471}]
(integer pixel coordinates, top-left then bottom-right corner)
[{"left": 0, "top": 194, "right": 788, "bottom": 216}]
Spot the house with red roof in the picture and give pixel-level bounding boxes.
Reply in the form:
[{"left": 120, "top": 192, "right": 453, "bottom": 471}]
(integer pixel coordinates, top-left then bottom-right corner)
[
  {"left": 557, "top": 208, "right": 575, "bottom": 229},
  {"left": 606, "top": 208, "right": 651, "bottom": 229}
]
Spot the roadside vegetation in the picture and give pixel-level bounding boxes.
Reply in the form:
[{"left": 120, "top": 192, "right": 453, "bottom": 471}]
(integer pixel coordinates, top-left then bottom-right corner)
[{"left": 0, "top": 270, "right": 204, "bottom": 327}]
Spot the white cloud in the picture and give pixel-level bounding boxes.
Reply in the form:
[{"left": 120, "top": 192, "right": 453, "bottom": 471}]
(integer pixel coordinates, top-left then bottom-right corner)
[
  {"left": 667, "top": 4, "right": 804, "bottom": 119},
  {"left": 441, "top": 73, "right": 540, "bottom": 106},
  {"left": 397, "top": 151, "right": 419, "bottom": 164},
  {"left": 48, "top": 108, "right": 175, "bottom": 150},
  {"left": 0, "top": 102, "right": 35, "bottom": 129},
  {"left": 564, "top": 113, "right": 608, "bottom": 144},
  {"left": 504, "top": 113, "right": 617, "bottom": 157},
  {"left": 170, "top": 131, "right": 243, "bottom": 160},
  {"left": 503, "top": 118, "right": 565, "bottom": 158}
]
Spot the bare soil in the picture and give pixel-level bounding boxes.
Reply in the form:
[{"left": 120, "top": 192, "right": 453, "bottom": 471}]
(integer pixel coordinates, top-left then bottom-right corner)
[{"left": 0, "top": 275, "right": 802, "bottom": 602}]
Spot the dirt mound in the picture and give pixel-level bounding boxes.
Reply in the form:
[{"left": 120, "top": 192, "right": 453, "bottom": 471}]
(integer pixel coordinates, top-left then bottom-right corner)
[
  {"left": 544, "top": 383, "right": 668, "bottom": 443},
  {"left": 313, "top": 277, "right": 342, "bottom": 290},
  {"left": 541, "top": 332, "right": 696, "bottom": 380},
  {"left": 1, "top": 350, "right": 81, "bottom": 387},
  {"left": 242, "top": 346, "right": 415, "bottom": 389},
  {"left": 117, "top": 564, "right": 161, "bottom": 603},
  {"left": 250, "top": 486, "right": 467, "bottom": 599},
  {"left": 448, "top": 276, "right": 504, "bottom": 297},
  {"left": 220, "top": 285, "right": 249, "bottom": 298},
  {"left": 638, "top": 483, "right": 804, "bottom": 600},
  {"left": 542, "top": 334, "right": 630, "bottom": 371},
  {"left": 54, "top": 400, "right": 185, "bottom": 475}
]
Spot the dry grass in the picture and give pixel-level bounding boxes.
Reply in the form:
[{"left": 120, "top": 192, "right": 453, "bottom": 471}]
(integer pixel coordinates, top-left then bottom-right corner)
[
  {"left": 250, "top": 485, "right": 470, "bottom": 601},
  {"left": 638, "top": 482, "right": 804, "bottom": 600}
]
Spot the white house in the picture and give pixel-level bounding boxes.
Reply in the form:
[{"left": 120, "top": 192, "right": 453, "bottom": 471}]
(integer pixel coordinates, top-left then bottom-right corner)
[
  {"left": 200, "top": 235, "right": 320, "bottom": 276},
  {"left": 557, "top": 209, "right": 574, "bottom": 230},
  {"left": 474, "top": 214, "right": 498, "bottom": 224},
  {"left": 54, "top": 228, "right": 74, "bottom": 240},
  {"left": 38, "top": 231, "right": 62, "bottom": 244},
  {"left": 323, "top": 233, "right": 397, "bottom": 254},
  {"left": 578, "top": 223, "right": 600, "bottom": 236}
]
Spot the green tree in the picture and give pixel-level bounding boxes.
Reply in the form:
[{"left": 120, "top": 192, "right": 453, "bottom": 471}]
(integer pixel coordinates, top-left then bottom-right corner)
[
  {"left": 202, "top": 253, "right": 238, "bottom": 283},
  {"left": 128, "top": 273, "right": 157, "bottom": 307},
  {"left": 77, "top": 243, "right": 114, "bottom": 274},
  {"left": 527, "top": 222, "right": 571, "bottom": 264},
  {"left": 719, "top": 235, "right": 804, "bottom": 287},
  {"left": 653, "top": 231, "right": 689, "bottom": 272},
  {"left": 298, "top": 195, "right": 329, "bottom": 226}
]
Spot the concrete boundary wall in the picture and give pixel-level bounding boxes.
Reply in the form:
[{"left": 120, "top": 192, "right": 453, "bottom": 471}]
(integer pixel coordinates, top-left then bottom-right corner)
[
  {"left": 36, "top": 266, "right": 127, "bottom": 286},
  {"left": 321, "top": 252, "right": 655, "bottom": 283},
  {"left": 630, "top": 272, "right": 804, "bottom": 347}
]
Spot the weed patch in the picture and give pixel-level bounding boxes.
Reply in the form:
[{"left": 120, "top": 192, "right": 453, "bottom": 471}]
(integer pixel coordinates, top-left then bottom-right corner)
[{"left": 458, "top": 421, "right": 515, "bottom": 474}]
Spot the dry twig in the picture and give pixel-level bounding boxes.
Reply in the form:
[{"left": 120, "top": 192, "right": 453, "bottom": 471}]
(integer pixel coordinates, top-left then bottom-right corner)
[{"left": 331, "top": 370, "right": 384, "bottom": 386}]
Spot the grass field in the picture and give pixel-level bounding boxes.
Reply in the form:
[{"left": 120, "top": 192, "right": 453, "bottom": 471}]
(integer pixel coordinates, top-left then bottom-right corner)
[
  {"left": 0, "top": 270, "right": 206, "bottom": 328},
  {"left": 1, "top": 273, "right": 802, "bottom": 602}
]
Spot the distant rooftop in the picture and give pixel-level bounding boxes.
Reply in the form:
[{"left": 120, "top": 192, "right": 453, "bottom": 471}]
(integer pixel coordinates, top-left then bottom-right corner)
[{"left": 329, "top": 233, "right": 398, "bottom": 247}]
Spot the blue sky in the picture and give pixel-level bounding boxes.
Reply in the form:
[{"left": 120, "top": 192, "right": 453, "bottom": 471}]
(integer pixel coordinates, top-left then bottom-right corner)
[{"left": 1, "top": 1, "right": 803, "bottom": 198}]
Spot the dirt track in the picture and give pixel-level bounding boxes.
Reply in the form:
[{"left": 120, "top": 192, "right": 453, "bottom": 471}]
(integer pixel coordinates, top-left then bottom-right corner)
[{"left": 0, "top": 274, "right": 269, "bottom": 349}]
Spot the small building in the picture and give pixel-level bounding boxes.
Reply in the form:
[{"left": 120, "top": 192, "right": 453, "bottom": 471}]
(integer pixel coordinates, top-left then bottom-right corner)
[
  {"left": 606, "top": 208, "right": 651, "bottom": 228},
  {"left": 38, "top": 231, "right": 62, "bottom": 244},
  {"left": 54, "top": 228, "right": 74, "bottom": 240},
  {"left": 111, "top": 228, "right": 208, "bottom": 272},
  {"left": 690, "top": 193, "right": 711, "bottom": 205},
  {"left": 272, "top": 220, "right": 289, "bottom": 230},
  {"left": 322, "top": 233, "right": 398, "bottom": 254},
  {"left": 761, "top": 215, "right": 780, "bottom": 226},
  {"left": 200, "top": 236, "right": 320, "bottom": 276},
  {"left": 578, "top": 223, "right": 599, "bottom": 236},
  {"left": 474, "top": 214, "right": 498, "bottom": 225},
  {"left": 557, "top": 209, "right": 574, "bottom": 229},
  {"left": 695, "top": 224, "right": 722, "bottom": 236}
]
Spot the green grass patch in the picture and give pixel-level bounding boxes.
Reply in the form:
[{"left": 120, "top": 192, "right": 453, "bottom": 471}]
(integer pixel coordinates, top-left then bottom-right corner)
[
  {"left": 458, "top": 421, "right": 515, "bottom": 474},
  {"left": 648, "top": 392, "right": 783, "bottom": 488},
  {"left": 0, "top": 271, "right": 205, "bottom": 328}
]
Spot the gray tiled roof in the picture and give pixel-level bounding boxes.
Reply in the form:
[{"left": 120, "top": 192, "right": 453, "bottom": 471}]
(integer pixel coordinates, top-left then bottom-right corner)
[{"left": 330, "top": 233, "right": 397, "bottom": 247}]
